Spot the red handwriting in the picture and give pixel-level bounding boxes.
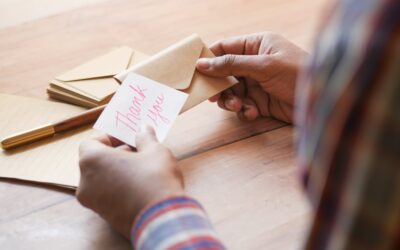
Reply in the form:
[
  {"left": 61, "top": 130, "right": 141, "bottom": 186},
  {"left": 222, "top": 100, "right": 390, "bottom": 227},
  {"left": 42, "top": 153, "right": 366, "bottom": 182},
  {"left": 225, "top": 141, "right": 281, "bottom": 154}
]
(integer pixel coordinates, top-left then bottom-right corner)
[
  {"left": 147, "top": 94, "right": 170, "bottom": 127},
  {"left": 115, "top": 84, "right": 147, "bottom": 133}
]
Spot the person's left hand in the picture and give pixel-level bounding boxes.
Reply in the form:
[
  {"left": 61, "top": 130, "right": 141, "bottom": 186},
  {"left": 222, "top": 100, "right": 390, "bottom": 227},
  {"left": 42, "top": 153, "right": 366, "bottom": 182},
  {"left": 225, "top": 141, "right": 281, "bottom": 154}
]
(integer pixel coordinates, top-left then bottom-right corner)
[
  {"left": 76, "top": 126, "right": 184, "bottom": 239},
  {"left": 196, "top": 33, "right": 308, "bottom": 123}
]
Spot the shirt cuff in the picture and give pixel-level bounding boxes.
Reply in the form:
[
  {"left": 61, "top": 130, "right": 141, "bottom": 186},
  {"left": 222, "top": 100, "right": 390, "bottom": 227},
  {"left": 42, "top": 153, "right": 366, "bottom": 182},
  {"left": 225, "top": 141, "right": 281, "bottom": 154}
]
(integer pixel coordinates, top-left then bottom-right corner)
[{"left": 131, "top": 195, "right": 225, "bottom": 250}]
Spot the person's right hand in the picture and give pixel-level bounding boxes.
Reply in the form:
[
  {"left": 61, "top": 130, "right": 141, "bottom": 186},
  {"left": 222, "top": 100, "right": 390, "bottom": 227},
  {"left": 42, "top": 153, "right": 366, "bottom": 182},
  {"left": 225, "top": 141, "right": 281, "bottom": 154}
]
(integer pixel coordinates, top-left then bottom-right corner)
[
  {"left": 76, "top": 126, "right": 184, "bottom": 239},
  {"left": 196, "top": 32, "right": 308, "bottom": 123}
]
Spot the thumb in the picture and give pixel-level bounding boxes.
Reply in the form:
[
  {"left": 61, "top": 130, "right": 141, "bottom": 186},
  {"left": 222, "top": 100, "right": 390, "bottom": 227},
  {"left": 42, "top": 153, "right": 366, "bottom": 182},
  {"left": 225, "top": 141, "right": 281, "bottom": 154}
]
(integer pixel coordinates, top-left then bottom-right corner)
[
  {"left": 135, "top": 124, "right": 158, "bottom": 151},
  {"left": 196, "top": 54, "right": 269, "bottom": 80}
]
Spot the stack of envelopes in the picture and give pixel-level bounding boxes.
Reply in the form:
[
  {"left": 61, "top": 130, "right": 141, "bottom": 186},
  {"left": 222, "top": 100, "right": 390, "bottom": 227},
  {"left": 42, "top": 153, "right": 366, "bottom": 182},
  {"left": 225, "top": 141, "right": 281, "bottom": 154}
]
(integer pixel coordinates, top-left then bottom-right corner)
[{"left": 47, "top": 47, "right": 148, "bottom": 108}]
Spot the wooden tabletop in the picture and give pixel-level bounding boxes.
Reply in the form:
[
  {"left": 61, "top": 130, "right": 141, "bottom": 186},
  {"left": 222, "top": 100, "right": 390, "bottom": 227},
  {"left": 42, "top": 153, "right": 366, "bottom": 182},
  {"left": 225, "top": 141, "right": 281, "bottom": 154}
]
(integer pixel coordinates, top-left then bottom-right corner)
[{"left": 0, "top": 0, "right": 326, "bottom": 249}]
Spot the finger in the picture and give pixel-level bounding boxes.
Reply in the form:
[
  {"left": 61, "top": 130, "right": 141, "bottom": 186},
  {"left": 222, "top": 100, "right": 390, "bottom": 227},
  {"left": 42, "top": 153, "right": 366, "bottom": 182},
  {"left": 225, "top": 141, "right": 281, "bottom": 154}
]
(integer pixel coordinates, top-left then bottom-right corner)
[
  {"left": 216, "top": 90, "right": 243, "bottom": 112},
  {"left": 117, "top": 144, "right": 134, "bottom": 152},
  {"left": 268, "top": 97, "right": 294, "bottom": 123},
  {"left": 239, "top": 98, "right": 259, "bottom": 121},
  {"left": 231, "top": 79, "right": 247, "bottom": 97},
  {"left": 95, "top": 134, "right": 124, "bottom": 147},
  {"left": 224, "top": 95, "right": 242, "bottom": 112},
  {"left": 246, "top": 84, "right": 271, "bottom": 117},
  {"left": 210, "top": 81, "right": 245, "bottom": 103},
  {"left": 217, "top": 94, "right": 242, "bottom": 112},
  {"left": 217, "top": 97, "right": 226, "bottom": 110},
  {"left": 79, "top": 138, "right": 108, "bottom": 156},
  {"left": 208, "top": 93, "right": 220, "bottom": 102},
  {"left": 135, "top": 125, "right": 158, "bottom": 152},
  {"left": 216, "top": 89, "right": 232, "bottom": 110},
  {"left": 196, "top": 54, "right": 270, "bottom": 81},
  {"left": 209, "top": 33, "right": 264, "bottom": 56}
]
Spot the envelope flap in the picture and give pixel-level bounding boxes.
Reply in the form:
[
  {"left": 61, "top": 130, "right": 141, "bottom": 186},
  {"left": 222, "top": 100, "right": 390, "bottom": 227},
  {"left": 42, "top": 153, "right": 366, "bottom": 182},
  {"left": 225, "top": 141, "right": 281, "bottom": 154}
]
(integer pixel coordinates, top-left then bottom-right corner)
[
  {"left": 118, "top": 34, "right": 203, "bottom": 90},
  {"left": 56, "top": 47, "right": 133, "bottom": 81}
]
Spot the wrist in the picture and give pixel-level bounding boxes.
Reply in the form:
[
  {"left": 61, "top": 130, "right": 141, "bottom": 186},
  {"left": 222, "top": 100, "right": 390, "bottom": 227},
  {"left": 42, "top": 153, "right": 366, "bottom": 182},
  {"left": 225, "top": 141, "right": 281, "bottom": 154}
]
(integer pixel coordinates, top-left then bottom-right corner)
[
  {"left": 131, "top": 191, "right": 188, "bottom": 227},
  {"left": 131, "top": 194, "right": 198, "bottom": 238},
  {"left": 131, "top": 195, "right": 210, "bottom": 249}
]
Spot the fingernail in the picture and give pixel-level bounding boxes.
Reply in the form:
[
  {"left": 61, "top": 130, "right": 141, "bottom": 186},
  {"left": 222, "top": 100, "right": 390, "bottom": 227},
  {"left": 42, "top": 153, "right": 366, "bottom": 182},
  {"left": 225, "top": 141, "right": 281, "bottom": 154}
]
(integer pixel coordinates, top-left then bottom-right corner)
[
  {"left": 225, "top": 98, "right": 235, "bottom": 110},
  {"left": 243, "top": 104, "right": 258, "bottom": 120},
  {"left": 197, "top": 58, "right": 210, "bottom": 70}
]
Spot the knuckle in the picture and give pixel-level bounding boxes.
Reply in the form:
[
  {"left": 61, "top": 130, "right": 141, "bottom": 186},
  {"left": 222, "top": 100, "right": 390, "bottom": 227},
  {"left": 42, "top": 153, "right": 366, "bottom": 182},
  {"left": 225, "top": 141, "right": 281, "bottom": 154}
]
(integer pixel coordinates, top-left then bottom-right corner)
[
  {"left": 147, "top": 141, "right": 161, "bottom": 151},
  {"left": 146, "top": 143, "right": 171, "bottom": 159},
  {"left": 217, "top": 98, "right": 226, "bottom": 110},
  {"left": 79, "top": 139, "right": 96, "bottom": 151},
  {"left": 76, "top": 188, "right": 88, "bottom": 206},
  {"left": 159, "top": 146, "right": 174, "bottom": 160},
  {"left": 262, "top": 31, "right": 272, "bottom": 37},
  {"left": 154, "top": 146, "right": 177, "bottom": 167},
  {"left": 222, "top": 54, "right": 236, "bottom": 68},
  {"left": 263, "top": 31, "right": 278, "bottom": 39},
  {"left": 78, "top": 141, "right": 89, "bottom": 155},
  {"left": 261, "top": 32, "right": 284, "bottom": 49},
  {"left": 78, "top": 151, "right": 98, "bottom": 171},
  {"left": 259, "top": 55, "right": 273, "bottom": 70}
]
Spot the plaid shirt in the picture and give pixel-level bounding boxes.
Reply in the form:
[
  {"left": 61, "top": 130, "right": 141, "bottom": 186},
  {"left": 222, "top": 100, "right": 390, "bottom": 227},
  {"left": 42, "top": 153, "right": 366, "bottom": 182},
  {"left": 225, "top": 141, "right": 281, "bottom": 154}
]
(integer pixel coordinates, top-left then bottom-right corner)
[
  {"left": 131, "top": 0, "right": 400, "bottom": 249},
  {"left": 296, "top": 0, "right": 400, "bottom": 249}
]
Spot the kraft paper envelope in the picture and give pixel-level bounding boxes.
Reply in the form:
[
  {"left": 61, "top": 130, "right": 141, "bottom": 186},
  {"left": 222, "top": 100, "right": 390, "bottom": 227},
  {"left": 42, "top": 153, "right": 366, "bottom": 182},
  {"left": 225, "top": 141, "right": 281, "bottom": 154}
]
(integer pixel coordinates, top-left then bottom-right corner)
[
  {"left": 0, "top": 94, "right": 101, "bottom": 188},
  {"left": 115, "top": 34, "right": 238, "bottom": 112},
  {"left": 49, "top": 47, "right": 148, "bottom": 105}
]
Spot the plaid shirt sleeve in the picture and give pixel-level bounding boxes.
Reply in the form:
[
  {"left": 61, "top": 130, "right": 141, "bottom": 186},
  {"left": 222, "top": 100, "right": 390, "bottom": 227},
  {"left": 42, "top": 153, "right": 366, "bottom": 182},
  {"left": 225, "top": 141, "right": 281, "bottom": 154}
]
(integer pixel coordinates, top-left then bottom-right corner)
[
  {"left": 296, "top": 0, "right": 400, "bottom": 249},
  {"left": 130, "top": 196, "right": 225, "bottom": 250}
]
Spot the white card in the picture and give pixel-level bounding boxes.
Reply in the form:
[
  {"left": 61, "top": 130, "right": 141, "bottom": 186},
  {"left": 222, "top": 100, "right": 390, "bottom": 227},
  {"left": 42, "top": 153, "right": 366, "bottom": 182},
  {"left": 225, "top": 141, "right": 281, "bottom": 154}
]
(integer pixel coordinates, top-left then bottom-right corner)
[{"left": 94, "top": 73, "right": 188, "bottom": 147}]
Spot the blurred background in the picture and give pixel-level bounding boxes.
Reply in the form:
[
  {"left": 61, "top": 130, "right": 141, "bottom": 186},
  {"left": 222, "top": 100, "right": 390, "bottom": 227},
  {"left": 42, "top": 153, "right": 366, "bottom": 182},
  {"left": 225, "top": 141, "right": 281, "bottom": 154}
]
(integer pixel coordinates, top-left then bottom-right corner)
[{"left": 0, "top": 0, "right": 109, "bottom": 29}]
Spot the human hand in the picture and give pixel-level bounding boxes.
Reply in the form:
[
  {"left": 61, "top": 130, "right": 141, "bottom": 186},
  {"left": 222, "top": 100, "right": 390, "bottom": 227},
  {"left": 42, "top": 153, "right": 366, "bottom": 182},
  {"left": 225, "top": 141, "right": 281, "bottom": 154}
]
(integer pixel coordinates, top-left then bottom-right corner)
[
  {"left": 76, "top": 126, "right": 184, "bottom": 239},
  {"left": 197, "top": 32, "right": 308, "bottom": 123}
]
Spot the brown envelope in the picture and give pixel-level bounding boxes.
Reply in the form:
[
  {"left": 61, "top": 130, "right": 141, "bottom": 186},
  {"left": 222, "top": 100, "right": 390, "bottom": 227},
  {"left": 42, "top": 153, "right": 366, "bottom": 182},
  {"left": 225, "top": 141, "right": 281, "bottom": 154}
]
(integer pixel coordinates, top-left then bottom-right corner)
[
  {"left": 49, "top": 47, "right": 148, "bottom": 104},
  {"left": 115, "top": 34, "right": 237, "bottom": 112}
]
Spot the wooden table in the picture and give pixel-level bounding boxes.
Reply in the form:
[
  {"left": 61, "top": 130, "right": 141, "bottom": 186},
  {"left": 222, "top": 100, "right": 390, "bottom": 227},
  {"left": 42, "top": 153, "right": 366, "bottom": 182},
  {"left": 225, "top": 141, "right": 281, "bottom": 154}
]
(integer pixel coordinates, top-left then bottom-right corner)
[{"left": 0, "top": 0, "right": 326, "bottom": 249}]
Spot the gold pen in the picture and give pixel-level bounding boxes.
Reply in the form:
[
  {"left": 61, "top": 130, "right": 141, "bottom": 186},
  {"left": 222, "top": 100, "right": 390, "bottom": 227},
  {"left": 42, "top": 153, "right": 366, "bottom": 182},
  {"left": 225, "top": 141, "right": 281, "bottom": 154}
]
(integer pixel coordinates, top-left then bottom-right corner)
[{"left": 1, "top": 105, "right": 106, "bottom": 150}]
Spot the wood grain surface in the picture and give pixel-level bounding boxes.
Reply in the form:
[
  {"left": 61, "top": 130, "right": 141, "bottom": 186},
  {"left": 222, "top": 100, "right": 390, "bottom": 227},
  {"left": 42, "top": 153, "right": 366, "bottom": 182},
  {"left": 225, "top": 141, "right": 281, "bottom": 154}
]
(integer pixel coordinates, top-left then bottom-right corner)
[{"left": 0, "top": 0, "right": 326, "bottom": 249}]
